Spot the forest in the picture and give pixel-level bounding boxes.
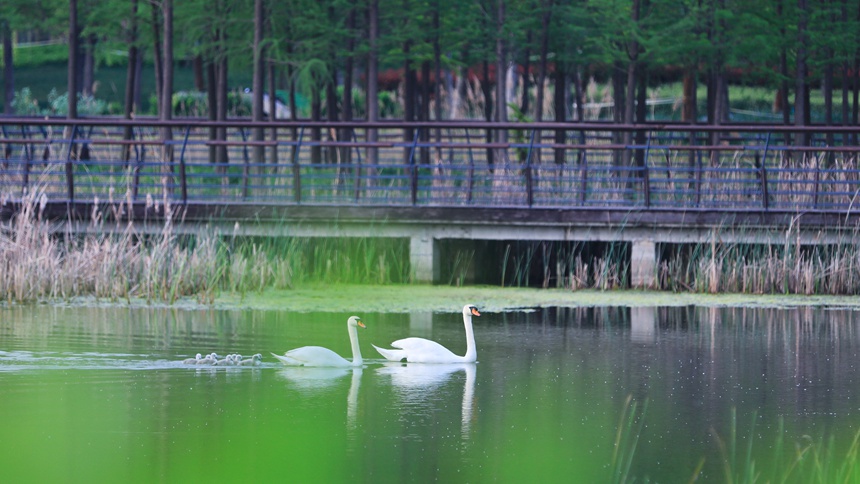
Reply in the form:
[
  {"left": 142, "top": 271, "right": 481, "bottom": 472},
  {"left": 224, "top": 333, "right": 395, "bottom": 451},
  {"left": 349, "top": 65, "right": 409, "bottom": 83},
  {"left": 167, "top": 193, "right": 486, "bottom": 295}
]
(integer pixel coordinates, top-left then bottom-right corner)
[{"left": 0, "top": 0, "right": 858, "bottom": 128}]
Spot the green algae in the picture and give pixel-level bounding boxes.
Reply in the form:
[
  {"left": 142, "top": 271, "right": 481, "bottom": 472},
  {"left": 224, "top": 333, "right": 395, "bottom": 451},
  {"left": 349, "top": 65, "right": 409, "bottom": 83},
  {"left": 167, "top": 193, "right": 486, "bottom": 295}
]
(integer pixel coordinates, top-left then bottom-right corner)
[{"left": 212, "top": 284, "right": 860, "bottom": 313}]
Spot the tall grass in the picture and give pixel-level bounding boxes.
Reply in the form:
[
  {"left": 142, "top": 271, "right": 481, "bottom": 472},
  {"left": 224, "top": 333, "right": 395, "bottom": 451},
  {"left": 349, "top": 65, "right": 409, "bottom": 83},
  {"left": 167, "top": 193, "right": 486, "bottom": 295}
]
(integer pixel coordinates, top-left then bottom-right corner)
[
  {"left": 0, "top": 188, "right": 409, "bottom": 304},
  {"left": 658, "top": 230, "right": 860, "bottom": 295},
  {"left": 611, "top": 399, "right": 860, "bottom": 483}
]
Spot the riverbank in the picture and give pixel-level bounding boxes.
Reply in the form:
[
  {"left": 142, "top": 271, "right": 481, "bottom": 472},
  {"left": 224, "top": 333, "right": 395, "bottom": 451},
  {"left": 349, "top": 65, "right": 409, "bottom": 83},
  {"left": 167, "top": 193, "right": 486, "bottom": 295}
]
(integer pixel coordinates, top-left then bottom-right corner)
[{"left": 43, "top": 284, "right": 860, "bottom": 313}]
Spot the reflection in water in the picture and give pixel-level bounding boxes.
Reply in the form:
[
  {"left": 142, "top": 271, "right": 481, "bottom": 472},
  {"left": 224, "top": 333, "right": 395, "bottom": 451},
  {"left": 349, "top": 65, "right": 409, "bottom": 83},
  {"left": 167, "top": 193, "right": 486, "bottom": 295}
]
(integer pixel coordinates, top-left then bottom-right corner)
[
  {"left": 277, "top": 366, "right": 364, "bottom": 433},
  {"left": 630, "top": 306, "right": 656, "bottom": 343},
  {"left": 276, "top": 366, "right": 353, "bottom": 390},
  {"left": 7, "top": 304, "right": 860, "bottom": 482},
  {"left": 377, "top": 363, "right": 476, "bottom": 439}
]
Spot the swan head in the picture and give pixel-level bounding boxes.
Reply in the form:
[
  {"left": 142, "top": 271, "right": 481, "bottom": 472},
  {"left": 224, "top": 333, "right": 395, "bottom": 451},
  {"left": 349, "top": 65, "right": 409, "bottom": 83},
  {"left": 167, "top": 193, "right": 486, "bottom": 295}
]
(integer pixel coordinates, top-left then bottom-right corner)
[
  {"left": 348, "top": 316, "right": 366, "bottom": 329},
  {"left": 463, "top": 304, "right": 481, "bottom": 317}
]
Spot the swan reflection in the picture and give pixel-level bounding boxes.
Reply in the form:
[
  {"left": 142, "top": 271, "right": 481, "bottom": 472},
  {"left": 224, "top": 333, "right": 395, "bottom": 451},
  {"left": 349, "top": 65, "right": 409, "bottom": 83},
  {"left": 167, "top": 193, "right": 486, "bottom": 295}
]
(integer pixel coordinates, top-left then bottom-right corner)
[
  {"left": 376, "top": 362, "right": 476, "bottom": 438},
  {"left": 277, "top": 367, "right": 363, "bottom": 430}
]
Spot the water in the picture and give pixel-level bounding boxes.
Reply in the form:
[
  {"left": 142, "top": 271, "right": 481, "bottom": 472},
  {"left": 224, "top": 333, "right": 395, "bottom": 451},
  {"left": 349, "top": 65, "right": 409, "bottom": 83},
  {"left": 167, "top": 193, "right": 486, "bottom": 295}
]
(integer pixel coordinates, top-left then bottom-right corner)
[{"left": 2, "top": 304, "right": 860, "bottom": 482}]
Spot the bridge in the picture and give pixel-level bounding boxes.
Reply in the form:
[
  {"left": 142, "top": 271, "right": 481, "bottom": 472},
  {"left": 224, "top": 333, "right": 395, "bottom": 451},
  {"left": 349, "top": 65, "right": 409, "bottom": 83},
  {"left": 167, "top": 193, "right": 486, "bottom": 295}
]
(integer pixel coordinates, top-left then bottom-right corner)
[{"left": 2, "top": 117, "right": 860, "bottom": 287}]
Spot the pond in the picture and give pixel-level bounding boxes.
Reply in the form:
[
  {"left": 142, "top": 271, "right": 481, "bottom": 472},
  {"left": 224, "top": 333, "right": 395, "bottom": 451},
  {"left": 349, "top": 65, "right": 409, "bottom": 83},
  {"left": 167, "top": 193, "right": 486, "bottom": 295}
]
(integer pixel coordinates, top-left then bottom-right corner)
[{"left": 2, "top": 303, "right": 860, "bottom": 482}]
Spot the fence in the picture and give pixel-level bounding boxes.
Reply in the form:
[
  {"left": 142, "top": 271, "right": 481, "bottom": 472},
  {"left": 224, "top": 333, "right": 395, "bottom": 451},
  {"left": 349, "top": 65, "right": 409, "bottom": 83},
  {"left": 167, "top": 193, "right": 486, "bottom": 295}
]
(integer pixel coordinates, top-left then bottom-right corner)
[{"left": 2, "top": 117, "right": 860, "bottom": 213}]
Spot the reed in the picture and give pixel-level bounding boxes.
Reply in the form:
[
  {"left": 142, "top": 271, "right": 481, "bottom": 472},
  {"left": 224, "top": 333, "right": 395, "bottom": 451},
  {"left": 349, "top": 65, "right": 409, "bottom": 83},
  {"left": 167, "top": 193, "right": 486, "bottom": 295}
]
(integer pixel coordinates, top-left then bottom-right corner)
[
  {"left": 709, "top": 409, "right": 860, "bottom": 483},
  {"left": 608, "top": 399, "right": 860, "bottom": 483},
  {"left": 0, "top": 188, "right": 410, "bottom": 303}
]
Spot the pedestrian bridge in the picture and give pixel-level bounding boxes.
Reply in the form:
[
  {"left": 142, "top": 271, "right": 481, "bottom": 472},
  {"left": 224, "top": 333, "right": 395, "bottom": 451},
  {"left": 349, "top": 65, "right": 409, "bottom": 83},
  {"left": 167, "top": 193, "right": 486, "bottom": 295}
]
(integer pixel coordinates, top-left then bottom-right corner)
[{"left": 2, "top": 117, "right": 859, "bottom": 286}]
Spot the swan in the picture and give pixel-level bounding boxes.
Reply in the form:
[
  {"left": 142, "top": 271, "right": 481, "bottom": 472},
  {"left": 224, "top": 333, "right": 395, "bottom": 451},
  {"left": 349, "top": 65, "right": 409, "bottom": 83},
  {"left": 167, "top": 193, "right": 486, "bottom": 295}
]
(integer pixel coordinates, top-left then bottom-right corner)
[
  {"left": 182, "top": 353, "right": 202, "bottom": 364},
  {"left": 272, "top": 316, "right": 366, "bottom": 367},
  {"left": 239, "top": 353, "right": 263, "bottom": 366},
  {"left": 373, "top": 304, "right": 481, "bottom": 363},
  {"left": 196, "top": 353, "right": 218, "bottom": 365}
]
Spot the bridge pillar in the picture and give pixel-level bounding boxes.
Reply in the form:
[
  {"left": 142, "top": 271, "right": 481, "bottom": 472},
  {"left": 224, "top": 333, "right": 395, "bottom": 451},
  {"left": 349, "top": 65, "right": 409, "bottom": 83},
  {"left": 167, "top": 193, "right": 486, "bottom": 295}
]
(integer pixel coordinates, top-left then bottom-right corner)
[
  {"left": 410, "top": 235, "right": 439, "bottom": 283},
  {"left": 631, "top": 240, "right": 657, "bottom": 289}
]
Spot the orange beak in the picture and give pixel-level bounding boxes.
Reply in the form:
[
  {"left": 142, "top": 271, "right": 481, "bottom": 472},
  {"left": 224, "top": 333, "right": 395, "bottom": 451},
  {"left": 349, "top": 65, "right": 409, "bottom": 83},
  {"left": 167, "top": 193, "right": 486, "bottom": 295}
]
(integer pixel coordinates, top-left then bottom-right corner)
[
  {"left": 357, "top": 320, "right": 366, "bottom": 328},
  {"left": 471, "top": 307, "right": 481, "bottom": 316}
]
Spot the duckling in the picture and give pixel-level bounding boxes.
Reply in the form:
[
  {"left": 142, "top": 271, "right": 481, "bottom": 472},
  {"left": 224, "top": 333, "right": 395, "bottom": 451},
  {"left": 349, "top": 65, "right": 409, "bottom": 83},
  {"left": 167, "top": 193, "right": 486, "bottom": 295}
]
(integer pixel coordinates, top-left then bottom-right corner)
[
  {"left": 239, "top": 354, "right": 263, "bottom": 366},
  {"left": 214, "top": 354, "right": 234, "bottom": 366},
  {"left": 182, "top": 353, "right": 203, "bottom": 364},
  {"left": 196, "top": 353, "right": 218, "bottom": 365}
]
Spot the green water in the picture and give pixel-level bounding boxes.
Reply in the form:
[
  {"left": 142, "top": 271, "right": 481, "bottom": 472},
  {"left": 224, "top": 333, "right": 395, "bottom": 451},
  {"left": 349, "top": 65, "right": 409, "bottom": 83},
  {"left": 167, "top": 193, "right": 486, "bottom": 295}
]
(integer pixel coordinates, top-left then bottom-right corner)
[{"left": 1, "top": 304, "right": 860, "bottom": 482}]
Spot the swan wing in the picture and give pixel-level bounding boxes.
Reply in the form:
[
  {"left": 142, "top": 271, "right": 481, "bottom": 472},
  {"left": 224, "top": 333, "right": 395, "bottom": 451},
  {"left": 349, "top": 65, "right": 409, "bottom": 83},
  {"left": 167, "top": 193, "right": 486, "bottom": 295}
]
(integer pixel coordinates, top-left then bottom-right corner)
[
  {"left": 272, "top": 346, "right": 352, "bottom": 367},
  {"left": 389, "top": 337, "right": 462, "bottom": 364}
]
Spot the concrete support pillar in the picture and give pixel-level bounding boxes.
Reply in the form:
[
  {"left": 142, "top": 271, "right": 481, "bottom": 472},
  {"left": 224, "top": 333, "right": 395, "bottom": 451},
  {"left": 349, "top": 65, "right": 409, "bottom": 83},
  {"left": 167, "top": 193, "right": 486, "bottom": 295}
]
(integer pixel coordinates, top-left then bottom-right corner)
[
  {"left": 631, "top": 240, "right": 656, "bottom": 289},
  {"left": 410, "top": 235, "right": 439, "bottom": 283}
]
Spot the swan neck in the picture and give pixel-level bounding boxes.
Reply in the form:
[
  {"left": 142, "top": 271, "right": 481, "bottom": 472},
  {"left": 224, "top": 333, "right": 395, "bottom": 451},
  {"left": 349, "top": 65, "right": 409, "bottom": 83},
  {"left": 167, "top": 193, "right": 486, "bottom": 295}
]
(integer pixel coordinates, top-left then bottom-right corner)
[
  {"left": 348, "top": 323, "right": 363, "bottom": 366},
  {"left": 463, "top": 312, "right": 477, "bottom": 362}
]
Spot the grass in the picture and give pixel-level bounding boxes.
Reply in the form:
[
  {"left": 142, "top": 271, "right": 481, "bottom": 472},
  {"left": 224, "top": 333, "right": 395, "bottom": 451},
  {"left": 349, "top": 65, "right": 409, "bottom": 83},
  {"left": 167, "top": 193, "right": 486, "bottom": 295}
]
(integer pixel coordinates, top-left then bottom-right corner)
[
  {"left": 0, "top": 185, "right": 409, "bottom": 304},
  {"left": 610, "top": 400, "right": 860, "bottom": 483}
]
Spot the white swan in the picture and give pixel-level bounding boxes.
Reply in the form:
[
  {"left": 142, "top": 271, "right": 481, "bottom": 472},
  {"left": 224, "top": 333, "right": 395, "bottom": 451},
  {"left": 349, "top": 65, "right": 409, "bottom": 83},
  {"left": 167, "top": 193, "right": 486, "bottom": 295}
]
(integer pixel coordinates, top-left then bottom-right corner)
[
  {"left": 373, "top": 304, "right": 481, "bottom": 363},
  {"left": 272, "top": 316, "right": 366, "bottom": 367}
]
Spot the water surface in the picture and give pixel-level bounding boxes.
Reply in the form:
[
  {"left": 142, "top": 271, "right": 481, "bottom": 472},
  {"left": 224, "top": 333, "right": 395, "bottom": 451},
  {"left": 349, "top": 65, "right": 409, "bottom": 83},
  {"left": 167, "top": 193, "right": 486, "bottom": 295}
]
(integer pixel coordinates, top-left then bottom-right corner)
[{"left": 1, "top": 304, "right": 859, "bottom": 482}]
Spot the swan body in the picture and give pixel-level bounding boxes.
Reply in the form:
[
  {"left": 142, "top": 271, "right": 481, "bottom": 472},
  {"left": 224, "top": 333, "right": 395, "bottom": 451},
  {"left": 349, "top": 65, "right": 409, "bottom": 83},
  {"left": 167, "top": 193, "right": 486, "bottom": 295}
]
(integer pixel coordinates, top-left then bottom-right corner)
[
  {"left": 240, "top": 353, "right": 263, "bottom": 366},
  {"left": 182, "top": 353, "right": 203, "bottom": 364},
  {"left": 272, "top": 316, "right": 366, "bottom": 367},
  {"left": 196, "top": 353, "right": 218, "bottom": 365},
  {"left": 373, "top": 305, "right": 480, "bottom": 363}
]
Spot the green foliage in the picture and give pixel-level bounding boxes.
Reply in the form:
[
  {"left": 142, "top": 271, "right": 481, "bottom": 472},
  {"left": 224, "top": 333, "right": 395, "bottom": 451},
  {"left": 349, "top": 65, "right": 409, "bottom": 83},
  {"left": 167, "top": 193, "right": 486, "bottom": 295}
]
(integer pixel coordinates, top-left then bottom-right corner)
[
  {"left": 10, "top": 87, "right": 41, "bottom": 115},
  {"left": 46, "top": 89, "right": 112, "bottom": 116},
  {"left": 2, "top": 43, "right": 67, "bottom": 67}
]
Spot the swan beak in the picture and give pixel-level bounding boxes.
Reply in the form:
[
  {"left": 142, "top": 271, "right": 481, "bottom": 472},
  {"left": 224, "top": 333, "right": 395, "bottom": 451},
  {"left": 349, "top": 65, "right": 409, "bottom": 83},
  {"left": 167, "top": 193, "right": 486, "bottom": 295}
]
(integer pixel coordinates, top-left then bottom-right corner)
[
  {"left": 471, "top": 307, "right": 481, "bottom": 316},
  {"left": 357, "top": 321, "right": 366, "bottom": 328}
]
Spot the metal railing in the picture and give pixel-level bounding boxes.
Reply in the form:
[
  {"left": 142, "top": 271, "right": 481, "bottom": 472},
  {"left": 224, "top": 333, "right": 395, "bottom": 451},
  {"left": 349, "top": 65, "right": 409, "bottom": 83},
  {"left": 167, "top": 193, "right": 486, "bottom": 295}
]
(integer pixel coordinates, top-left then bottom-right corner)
[{"left": 2, "top": 117, "right": 860, "bottom": 213}]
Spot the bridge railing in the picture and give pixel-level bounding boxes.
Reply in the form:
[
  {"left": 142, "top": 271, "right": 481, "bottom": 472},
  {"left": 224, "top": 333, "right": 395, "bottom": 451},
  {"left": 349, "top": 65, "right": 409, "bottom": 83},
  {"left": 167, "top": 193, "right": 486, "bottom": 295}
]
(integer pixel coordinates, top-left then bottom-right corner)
[{"left": 2, "top": 117, "right": 860, "bottom": 212}]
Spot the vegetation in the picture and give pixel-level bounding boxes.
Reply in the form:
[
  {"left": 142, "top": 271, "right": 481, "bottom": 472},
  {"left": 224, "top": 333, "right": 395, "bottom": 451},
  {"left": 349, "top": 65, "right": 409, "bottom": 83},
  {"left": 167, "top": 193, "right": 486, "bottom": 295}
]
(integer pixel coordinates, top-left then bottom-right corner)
[
  {"left": 2, "top": 0, "right": 860, "bottom": 128},
  {"left": 615, "top": 400, "right": 860, "bottom": 483},
  {"left": 0, "top": 187, "right": 410, "bottom": 304}
]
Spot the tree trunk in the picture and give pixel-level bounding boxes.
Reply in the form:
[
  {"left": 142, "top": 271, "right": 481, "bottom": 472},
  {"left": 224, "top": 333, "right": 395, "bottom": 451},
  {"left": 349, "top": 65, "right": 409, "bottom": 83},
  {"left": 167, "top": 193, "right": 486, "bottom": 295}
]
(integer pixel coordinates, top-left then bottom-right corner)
[
  {"left": 433, "top": 5, "right": 442, "bottom": 168},
  {"left": 268, "top": 62, "right": 278, "bottom": 165},
  {"left": 161, "top": 0, "right": 174, "bottom": 189},
  {"left": 2, "top": 21, "right": 12, "bottom": 115},
  {"left": 534, "top": 0, "right": 552, "bottom": 123},
  {"left": 342, "top": 6, "right": 355, "bottom": 169},
  {"left": 795, "top": 0, "right": 809, "bottom": 146},
  {"left": 68, "top": 0, "right": 79, "bottom": 119},
  {"left": 326, "top": 69, "right": 338, "bottom": 165},
  {"left": 404, "top": 37, "right": 415, "bottom": 165},
  {"left": 682, "top": 68, "right": 696, "bottom": 123},
  {"left": 420, "top": 60, "right": 430, "bottom": 164},
  {"left": 483, "top": 60, "right": 494, "bottom": 169},
  {"left": 554, "top": 63, "right": 566, "bottom": 165},
  {"left": 520, "top": 29, "right": 531, "bottom": 117},
  {"left": 366, "top": 0, "right": 379, "bottom": 174},
  {"left": 151, "top": 6, "right": 163, "bottom": 112},
  {"left": 216, "top": 50, "right": 229, "bottom": 167},
  {"left": 495, "top": 0, "right": 508, "bottom": 156},
  {"left": 207, "top": 60, "right": 217, "bottom": 164},
  {"left": 252, "top": 0, "right": 265, "bottom": 166},
  {"left": 122, "top": 0, "right": 139, "bottom": 163},
  {"left": 612, "top": 62, "right": 625, "bottom": 166}
]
